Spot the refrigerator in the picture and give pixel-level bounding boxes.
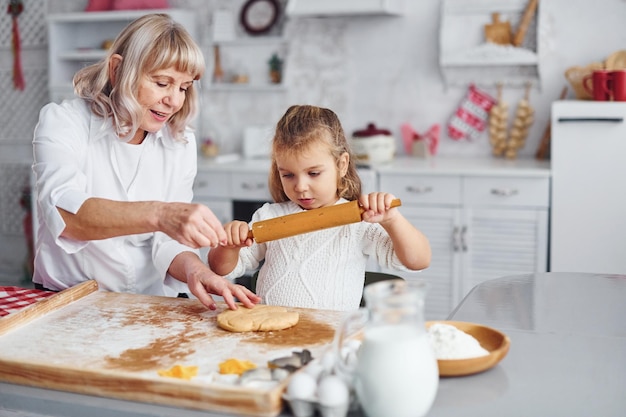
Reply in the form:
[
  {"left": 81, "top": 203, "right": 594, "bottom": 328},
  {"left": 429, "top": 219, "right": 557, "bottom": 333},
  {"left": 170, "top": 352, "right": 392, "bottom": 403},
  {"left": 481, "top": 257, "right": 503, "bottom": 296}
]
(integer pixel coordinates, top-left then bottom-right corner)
[{"left": 550, "top": 100, "right": 626, "bottom": 274}]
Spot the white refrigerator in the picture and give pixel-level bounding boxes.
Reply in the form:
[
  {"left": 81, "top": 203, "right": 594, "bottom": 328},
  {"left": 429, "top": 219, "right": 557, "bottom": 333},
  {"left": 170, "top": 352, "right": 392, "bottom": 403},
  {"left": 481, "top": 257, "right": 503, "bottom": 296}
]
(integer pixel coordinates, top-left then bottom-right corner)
[{"left": 550, "top": 100, "right": 626, "bottom": 274}]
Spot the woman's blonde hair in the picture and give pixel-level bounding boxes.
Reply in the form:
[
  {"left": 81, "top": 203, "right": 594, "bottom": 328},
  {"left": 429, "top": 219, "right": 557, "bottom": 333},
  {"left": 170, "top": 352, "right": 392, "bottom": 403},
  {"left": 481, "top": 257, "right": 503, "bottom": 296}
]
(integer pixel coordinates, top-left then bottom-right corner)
[
  {"left": 269, "top": 105, "right": 362, "bottom": 203},
  {"left": 73, "top": 13, "right": 205, "bottom": 141}
]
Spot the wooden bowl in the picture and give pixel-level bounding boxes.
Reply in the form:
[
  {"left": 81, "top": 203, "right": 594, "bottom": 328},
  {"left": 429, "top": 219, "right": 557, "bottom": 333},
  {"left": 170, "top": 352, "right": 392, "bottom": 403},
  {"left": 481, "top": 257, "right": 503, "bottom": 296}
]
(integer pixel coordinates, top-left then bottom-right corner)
[{"left": 426, "top": 321, "right": 510, "bottom": 377}]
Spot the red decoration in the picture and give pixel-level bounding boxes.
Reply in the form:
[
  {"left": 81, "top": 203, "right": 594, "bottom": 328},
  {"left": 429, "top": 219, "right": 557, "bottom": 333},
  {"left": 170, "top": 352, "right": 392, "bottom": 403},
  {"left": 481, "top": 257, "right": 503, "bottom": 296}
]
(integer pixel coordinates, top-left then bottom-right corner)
[
  {"left": 447, "top": 84, "right": 496, "bottom": 141},
  {"left": 85, "top": 0, "right": 113, "bottom": 11},
  {"left": 401, "top": 123, "right": 440, "bottom": 157},
  {"left": 7, "top": 0, "right": 25, "bottom": 91},
  {"left": 112, "top": 0, "right": 169, "bottom": 10}
]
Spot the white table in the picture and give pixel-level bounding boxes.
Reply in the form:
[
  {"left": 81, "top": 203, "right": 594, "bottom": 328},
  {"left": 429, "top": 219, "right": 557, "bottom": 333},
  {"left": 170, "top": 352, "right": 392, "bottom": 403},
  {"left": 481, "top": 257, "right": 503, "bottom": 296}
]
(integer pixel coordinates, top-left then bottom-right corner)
[
  {"left": 429, "top": 272, "right": 626, "bottom": 417},
  {"left": 2, "top": 273, "right": 625, "bottom": 417}
]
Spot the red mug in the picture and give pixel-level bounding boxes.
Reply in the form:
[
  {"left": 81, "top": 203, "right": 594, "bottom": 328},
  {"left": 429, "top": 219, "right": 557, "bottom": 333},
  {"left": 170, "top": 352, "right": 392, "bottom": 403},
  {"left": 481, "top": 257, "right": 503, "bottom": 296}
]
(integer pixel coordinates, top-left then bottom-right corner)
[
  {"left": 583, "top": 70, "right": 613, "bottom": 101},
  {"left": 612, "top": 70, "right": 626, "bottom": 101}
]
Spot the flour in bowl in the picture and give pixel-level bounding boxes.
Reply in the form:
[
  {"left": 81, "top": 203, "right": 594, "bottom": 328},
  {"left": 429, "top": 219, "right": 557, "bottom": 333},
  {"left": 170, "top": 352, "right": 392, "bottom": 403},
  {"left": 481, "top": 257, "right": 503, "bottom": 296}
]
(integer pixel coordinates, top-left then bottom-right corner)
[{"left": 428, "top": 323, "right": 489, "bottom": 359}]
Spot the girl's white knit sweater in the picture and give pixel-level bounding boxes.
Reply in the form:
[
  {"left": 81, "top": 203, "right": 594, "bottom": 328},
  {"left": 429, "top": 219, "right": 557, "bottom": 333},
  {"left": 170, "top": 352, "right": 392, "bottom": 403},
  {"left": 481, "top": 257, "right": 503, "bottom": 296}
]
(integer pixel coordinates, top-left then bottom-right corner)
[{"left": 223, "top": 199, "right": 412, "bottom": 311}]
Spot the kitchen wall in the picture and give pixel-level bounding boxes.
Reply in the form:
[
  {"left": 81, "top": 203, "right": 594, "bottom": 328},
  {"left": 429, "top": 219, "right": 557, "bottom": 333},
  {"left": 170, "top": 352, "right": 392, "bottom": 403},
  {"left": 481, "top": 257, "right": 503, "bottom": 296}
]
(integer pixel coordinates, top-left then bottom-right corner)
[
  {"left": 0, "top": 0, "right": 625, "bottom": 284},
  {"left": 35, "top": 0, "right": 626, "bottom": 157}
]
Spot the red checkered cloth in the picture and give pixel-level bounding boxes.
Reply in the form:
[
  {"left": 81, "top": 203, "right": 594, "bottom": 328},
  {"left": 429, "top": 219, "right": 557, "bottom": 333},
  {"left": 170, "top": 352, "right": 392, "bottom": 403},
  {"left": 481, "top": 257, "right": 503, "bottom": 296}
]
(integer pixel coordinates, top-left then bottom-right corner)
[{"left": 0, "top": 286, "right": 55, "bottom": 317}]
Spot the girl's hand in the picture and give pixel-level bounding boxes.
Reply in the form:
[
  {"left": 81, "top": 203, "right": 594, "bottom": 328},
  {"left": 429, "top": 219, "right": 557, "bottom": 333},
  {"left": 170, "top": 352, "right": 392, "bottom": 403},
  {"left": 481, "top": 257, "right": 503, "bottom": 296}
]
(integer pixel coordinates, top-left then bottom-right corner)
[
  {"left": 221, "top": 220, "right": 254, "bottom": 248},
  {"left": 359, "top": 192, "right": 399, "bottom": 224}
]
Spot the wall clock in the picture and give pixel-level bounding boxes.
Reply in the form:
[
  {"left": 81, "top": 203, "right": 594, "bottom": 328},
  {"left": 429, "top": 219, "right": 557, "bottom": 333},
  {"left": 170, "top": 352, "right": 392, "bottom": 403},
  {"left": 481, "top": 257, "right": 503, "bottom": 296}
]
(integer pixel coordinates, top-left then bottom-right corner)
[{"left": 240, "top": 0, "right": 280, "bottom": 35}]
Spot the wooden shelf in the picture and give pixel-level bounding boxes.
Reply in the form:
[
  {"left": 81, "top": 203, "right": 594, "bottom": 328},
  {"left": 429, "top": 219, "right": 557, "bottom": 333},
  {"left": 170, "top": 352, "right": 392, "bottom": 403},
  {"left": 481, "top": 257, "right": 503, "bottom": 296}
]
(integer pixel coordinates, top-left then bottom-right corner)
[
  {"left": 439, "top": 0, "right": 541, "bottom": 89},
  {"left": 210, "top": 36, "right": 288, "bottom": 92}
]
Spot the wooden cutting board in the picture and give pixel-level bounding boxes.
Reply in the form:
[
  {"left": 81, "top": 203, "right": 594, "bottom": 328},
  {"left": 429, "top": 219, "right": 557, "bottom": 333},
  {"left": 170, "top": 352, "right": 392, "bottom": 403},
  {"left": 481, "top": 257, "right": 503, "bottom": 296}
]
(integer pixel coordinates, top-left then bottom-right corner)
[
  {"left": 0, "top": 281, "right": 344, "bottom": 417},
  {"left": 484, "top": 13, "right": 511, "bottom": 45}
]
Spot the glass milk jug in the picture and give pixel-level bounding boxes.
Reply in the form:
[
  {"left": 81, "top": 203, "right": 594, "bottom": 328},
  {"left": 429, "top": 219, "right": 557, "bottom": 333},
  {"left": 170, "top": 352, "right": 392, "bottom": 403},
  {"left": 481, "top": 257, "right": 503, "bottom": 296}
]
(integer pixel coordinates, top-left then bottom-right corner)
[{"left": 334, "top": 279, "right": 438, "bottom": 417}]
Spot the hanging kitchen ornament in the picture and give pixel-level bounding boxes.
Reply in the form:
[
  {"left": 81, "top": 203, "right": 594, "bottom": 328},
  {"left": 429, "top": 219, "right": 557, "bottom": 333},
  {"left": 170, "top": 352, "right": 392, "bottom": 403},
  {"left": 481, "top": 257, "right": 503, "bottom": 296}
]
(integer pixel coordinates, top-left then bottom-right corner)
[
  {"left": 489, "top": 83, "right": 509, "bottom": 157},
  {"left": 504, "top": 82, "right": 534, "bottom": 159},
  {"left": 447, "top": 84, "right": 496, "bottom": 141},
  {"left": 7, "top": 0, "right": 25, "bottom": 91}
]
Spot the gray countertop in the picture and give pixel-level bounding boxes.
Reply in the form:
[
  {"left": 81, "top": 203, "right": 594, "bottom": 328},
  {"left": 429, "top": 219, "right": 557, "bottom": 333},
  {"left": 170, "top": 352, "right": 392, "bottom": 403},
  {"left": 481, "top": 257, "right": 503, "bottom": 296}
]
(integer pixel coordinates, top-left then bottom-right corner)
[{"left": 1, "top": 272, "right": 624, "bottom": 417}]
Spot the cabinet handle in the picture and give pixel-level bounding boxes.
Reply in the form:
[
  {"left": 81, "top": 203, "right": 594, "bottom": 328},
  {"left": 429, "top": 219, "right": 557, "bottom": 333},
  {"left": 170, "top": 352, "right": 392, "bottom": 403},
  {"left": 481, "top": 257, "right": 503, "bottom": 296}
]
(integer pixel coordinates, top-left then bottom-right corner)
[
  {"left": 406, "top": 185, "right": 433, "bottom": 194},
  {"left": 557, "top": 117, "right": 624, "bottom": 123},
  {"left": 460, "top": 225, "right": 468, "bottom": 252},
  {"left": 452, "top": 226, "right": 468, "bottom": 252},
  {"left": 491, "top": 188, "right": 518, "bottom": 197},
  {"left": 452, "top": 226, "right": 460, "bottom": 252},
  {"left": 194, "top": 180, "right": 208, "bottom": 188},
  {"left": 241, "top": 182, "right": 266, "bottom": 191}
]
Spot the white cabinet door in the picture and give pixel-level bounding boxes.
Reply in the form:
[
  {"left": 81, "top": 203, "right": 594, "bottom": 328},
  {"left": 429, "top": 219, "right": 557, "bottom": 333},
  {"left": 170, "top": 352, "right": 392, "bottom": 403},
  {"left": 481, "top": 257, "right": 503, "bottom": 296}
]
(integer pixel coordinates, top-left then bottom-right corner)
[
  {"left": 379, "top": 205, "right": 461, "bottom": 321},
  {"left": 380, "top": 170, "right": 549, "bottom": 320},
  {"left": 461, "top": 207, "right": 548, "bottom": 296}
]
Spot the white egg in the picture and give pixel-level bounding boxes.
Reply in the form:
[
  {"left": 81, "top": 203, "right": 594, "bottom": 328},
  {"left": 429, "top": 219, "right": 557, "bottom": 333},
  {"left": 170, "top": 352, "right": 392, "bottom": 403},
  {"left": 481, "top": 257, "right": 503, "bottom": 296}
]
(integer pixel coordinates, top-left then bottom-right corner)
[
  {"left": 302, "top": 360, "right": 324, "bottom": 380},
  {"left": 286, "top": 372, "right": 317, "bottom": 400},
  {"left": 320, "top": 350, "right": 336, "bottom": 372},
  {"left": 317, "top": 375, "right": 350, "bottom": 407},
  {"left": 346, "top": 339, "right": 362, "bottom": 351}
]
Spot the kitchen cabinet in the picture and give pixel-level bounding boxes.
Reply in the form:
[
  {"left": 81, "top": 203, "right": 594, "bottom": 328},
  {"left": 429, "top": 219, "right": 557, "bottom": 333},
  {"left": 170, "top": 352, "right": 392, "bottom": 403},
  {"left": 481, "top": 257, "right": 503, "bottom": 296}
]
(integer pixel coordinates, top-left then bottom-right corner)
[
  {"left": 210, "top": 37, "right": 289, "bottom": 92},
  {"left": 439, "top": 0, "right": 541, "bottom": 89},
  {"left": 47, "top": 10, "right": 198, "bottom": 102},
  {"left": 550, "top": 101, "right": 626, "bottom": 274},
  {"left": 377, "top": 158, "right": 550, "bottom": 320}
]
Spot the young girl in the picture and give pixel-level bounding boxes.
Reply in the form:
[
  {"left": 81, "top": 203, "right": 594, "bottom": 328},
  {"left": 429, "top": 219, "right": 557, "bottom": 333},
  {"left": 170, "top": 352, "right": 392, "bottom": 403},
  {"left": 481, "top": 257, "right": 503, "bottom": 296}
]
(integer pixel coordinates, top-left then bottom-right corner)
[{"left": 208, "top": 105, "right": 431, "bottom": 311}]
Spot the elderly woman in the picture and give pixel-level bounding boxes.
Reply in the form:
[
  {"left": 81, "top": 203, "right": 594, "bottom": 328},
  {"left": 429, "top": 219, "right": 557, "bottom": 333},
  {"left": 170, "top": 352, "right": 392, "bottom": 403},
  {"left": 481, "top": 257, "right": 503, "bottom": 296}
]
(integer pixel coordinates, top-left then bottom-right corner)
[{"left": 32, "top": 13, "right": 260, "bottom": 310}]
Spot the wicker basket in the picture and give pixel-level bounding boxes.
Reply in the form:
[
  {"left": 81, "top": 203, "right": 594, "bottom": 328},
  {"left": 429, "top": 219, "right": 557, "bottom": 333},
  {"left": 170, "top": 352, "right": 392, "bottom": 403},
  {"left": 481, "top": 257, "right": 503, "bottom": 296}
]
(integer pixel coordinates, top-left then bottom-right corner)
[{"left": 564, "top": 62, "right": 605, "bottom": 100}]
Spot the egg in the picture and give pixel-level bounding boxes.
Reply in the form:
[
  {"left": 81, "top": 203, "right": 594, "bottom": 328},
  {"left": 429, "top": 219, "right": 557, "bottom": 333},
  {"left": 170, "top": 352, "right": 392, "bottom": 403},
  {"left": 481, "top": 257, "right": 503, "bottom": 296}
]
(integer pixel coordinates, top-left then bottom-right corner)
[
  {"left": 320, "top": 350, "right": 336, "bottom": 372},
  {"left": 286, "top": 372, "right": 317, "bottom": 400},
  {"left": 302, "top": 360, "right": 324, "bottom": 380},
  {"left": 317, "top": 375, "right": 349, "bottom": 407}
]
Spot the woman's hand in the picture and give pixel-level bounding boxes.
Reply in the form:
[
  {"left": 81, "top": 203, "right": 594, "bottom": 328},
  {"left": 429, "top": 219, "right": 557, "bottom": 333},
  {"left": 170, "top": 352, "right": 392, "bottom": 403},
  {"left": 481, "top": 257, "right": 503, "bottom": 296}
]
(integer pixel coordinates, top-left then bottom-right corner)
[
  {"left": 187, "top": 269, "right": 262, "bottom": 311},
  {"left": 158, "top": 202, "right": 228, "bottom": 249},
  {"left": 172, "top": 252, "right": 261, "bottom": 310},
  {"left": 59, "top": 199, "right": 227, "bottom": 249}
]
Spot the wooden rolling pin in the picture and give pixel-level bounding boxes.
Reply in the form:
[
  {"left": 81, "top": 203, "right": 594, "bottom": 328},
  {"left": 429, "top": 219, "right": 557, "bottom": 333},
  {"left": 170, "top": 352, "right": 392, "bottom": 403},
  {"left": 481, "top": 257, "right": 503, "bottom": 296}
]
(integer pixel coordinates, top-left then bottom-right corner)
[
  {"left": 247, "top": 199, "right": 401, "bottom": 243},
  {"left": 512, "top": 0, "right": 539, "bottom": 47}
]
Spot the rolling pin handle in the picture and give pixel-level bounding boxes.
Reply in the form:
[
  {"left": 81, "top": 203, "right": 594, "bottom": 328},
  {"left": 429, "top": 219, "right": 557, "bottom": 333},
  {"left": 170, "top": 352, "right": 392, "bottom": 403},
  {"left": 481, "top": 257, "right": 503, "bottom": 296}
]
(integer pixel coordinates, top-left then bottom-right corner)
[{"left": 247, "top": 230, "right": 254, "bottom": 240}]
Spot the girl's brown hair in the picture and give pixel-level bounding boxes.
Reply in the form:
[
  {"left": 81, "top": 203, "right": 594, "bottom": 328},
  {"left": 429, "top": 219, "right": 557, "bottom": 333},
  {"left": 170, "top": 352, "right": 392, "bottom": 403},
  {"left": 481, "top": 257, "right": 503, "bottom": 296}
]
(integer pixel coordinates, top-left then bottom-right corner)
[
  {"left": 73, "top": 13, "right": 205, "bottom": 142},
  {"left": 269, "top": 105, "right": 362, "bottom": 202}
]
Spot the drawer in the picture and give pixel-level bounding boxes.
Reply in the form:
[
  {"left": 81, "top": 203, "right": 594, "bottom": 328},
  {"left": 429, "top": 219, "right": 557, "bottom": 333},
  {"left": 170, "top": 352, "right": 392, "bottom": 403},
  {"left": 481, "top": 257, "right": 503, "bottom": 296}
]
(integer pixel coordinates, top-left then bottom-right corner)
[
  {"left": 463, "top": 177, "right": 550, "bottom": 208},
  {"left": 379, "top": 174, "right": 462, "bottom": 205},
  {"left": 231, "top": 173, "right": 273, "bottom": 201},
  {"left": 193, "top": 172, "right": 230, "bottom": 198}
]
